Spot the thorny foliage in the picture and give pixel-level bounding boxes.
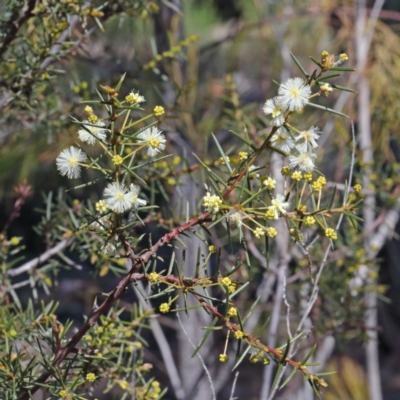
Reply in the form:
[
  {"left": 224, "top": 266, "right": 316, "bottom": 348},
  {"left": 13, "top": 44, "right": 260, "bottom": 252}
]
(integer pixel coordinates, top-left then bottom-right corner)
[
  {"left": 1, "top": 43, "right": 367, "bottom": 398},
  {"left": 0, "top": 2, "right": 389, "bottom": 399}
]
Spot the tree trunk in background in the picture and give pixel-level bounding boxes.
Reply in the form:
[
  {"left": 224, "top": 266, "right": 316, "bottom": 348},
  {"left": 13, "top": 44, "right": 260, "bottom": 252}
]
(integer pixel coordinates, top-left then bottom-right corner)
[{"left": 153, "top": 3, "right": 215, "bottom": 399}]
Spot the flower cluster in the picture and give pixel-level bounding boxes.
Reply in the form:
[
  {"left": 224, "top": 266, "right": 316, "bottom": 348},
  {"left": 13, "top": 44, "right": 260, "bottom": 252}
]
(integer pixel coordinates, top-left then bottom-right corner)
[
  {"left": 55, "top": 88, "right": 166, "bottom": 217},
  {"left": 103, "top": 183, "right": 147, "bottom": 214},
  {"left": 202, "top": 192, "right": 223, "bottom": 214}
]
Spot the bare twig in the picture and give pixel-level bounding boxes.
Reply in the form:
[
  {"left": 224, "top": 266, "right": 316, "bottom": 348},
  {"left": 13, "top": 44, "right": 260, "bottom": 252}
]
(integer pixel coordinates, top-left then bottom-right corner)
[
  {"left": 229, "top": 372, "right": 240, "bottom": 400},
  {"left": 6, "top": 237, "right": 75, "bottom": 278},
  {"left": 176, "top": 313, "right": 216, "bottom": 400}
]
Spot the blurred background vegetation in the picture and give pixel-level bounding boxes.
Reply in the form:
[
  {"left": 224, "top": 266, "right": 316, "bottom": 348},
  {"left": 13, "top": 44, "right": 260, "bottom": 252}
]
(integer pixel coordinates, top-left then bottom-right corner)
[{"left": 2, "top": 0, "right": 400, "bottom": 399}]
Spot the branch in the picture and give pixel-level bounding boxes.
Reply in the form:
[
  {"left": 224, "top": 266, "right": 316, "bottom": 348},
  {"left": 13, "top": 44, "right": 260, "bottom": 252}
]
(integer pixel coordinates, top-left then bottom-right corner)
[{"left": 7, "top": 237, "right": 74, "bottom": 278}]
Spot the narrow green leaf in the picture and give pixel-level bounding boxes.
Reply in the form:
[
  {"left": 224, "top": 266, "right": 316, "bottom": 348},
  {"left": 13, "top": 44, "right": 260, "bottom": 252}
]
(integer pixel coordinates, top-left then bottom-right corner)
[
  {"left": 343, "top": 211, "right": 363, "bottom": 221},
  {"left": 328, "top": 185, "right": 337, "bottom": 211},
  {"left": 309, "top": 380, "right": 321, "bottom": 399},
  {"left": 212, "top": 133, "right": 232, "bottom": 173},
  {"left": 68, "top": 209, "right": 79, "bottom": 229},
  {"left": 228, "top": 281, "right": 249, "bottom": 300},
  {"left": 192, "top": 318, "right": 218, "bottom": 358},
  {"left": 194, "top": 246, "right": 202, "bottom": 278},
  {"left": 328, "top": 66, "right": 356, "bottom": 71},
  {"left": 290, "top": 53, "right": 309, "bottom": 78},
  {"left": 315, "top": 371, "right": 337, "bottom": 377},
  {"left": 270, "top": 364, "right": 283, "bottom": 394},
  {"left": 308, "top": 102, "right": 348, "bottom": 117},
  {"left": 300, "top": 344, "right": 317, "bottom": 365},
  {"left": 121, "top": 164, "right": 147, "bottom": 186},
  {"left": 280, "top": 338, "right": 291, "bottom": 364},
  {"left": 242, "top": 296, "right": 260, "bottom": 324},
  {"left": 280, "top": 368, "right": 297, "bottom": 390},
  {"left": 232, "top": 344, "right": 252, "bottom": 370},
  {"left": 229, "top": 129, "right": 257, "bottom": 150},
  {"left": 115, "top": 73, "right": 127, "bottom": 92},
  {"left": 309, "top": 56, "right": 322, "bottom": 68},
  {"left": 256, "top": 315, "right": 270, "bottom": 339},
  {"left": 192, "top": 153, "right": 227, "bottom": 188},
  {"left": 46, "top": 192, "right": 53, "bottom": 221},
  {"left": 315, "top": 73, "right": 341, "bottom": 82},
  {"left": 130, "top": 154, "right": 171, "bottom": 170},
  {"left": 321, "top": 83, "right": 357, "bottom": 93},
  {"left": 69, "top": 178, "right": 105, "bottom": 191},
  {"left": 226, "top": 262, "right": 243, "bottom": 277},
  {"left": 236, "top": 310, "right": 244, "bottom": 332},
  {"left": 171, "top": 303, "right": 204, "bottom": 313}
]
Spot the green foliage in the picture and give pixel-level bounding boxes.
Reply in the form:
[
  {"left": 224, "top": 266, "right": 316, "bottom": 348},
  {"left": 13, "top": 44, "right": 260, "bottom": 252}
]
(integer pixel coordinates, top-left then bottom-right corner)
[{"left": 1, "top": 1, "right": 396, "bottom": 399}]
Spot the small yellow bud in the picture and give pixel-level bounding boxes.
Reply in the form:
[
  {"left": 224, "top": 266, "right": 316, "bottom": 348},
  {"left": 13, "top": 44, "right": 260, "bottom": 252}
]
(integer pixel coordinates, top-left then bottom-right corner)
[
  {"left": 10, "top": 237, "right": 20, "bottom": 246},
  {"left": 266, "top": 209, "right": 276, "bottom": 219},
  {"left": 227, "top": 307, "right": 238, "bottom": 317},
  {"left": 84, "top": 105, "right": 93, "bottom": 114},
  {"left": 234, "top": 330, "right": 244, "bottom": 339},
  {"left": 353, "top": 183, "right": 362, "bottom": 193},
  {"left": 159, "top": 303, "right": 170, "bottom": 313},
  {"left": 325, "top": 228, "right": 337, "bottom": 240},
  {"left": 172, "top": 155, "right": 181, "bottom": 165},
  {"left": 119, "top": 380, "right": 128, "bottom": 390},
  {"left": 219, "top": 354, "right": 229, "bottom": 363},
  {"left": 303, "top": 172, "right": 313, "bottom": 182},
  {"left": 238, "top": 151, "right": 248, "bottom": 161},
  {"left": 263, "top": 177, "right": 276, "bottom": 190},
  {"left": 208, "top": 245, "right": 217, "bottom": 253},
  {"left": 339, "top": 53, "right": 348, "bottom": 62},
  {"left": 95, "top": 200, "right": 108, "bottom": 213},
  {"left": 266, "top": 227, "right": 277, "bottom": 238},
  {"left": 317, "top": 176, "right": 327, "bottom": 186},
  {"left": 304, "top": 216, "right": 315, "bottom": 226},
  {"left": 281, "top": 166, "right": 291, "bottom": 176},
  {"left": 320, "top": 83, "right": 333, "bottom": 96},
  {"left": 249, "top": 355, "right": 258, "bottom": 363},
  {"left": 86, "top": 372, "right": 96, "bottom": 382},
  {"left": 291, "top": 171, "right": 302, "bottom": 182},
  {"left": 87, "top": 114, "right": 98, "bottom": 123},
  {"left": 228, "top": 284, "right": 236, "bottom": 293},
  {"left": 254, "top": 227, "right": 265, "bottom": 238},
  {"left": 9, "top": 329, "right": 17, "bottom": 338},
  {"left": 312, "top": 181, "right": 322, "bottom": 192},
  {"left": 149, "top": 272, "right": 159, "bottom": 282},
  {"left": 153, "top": 105, "right": 165, "bottom": 117},
  {"left": 112, "top": 155, "right": 123, "bottom": 165},
  {"left": 221, "top": 276, "right": 232, "bottom": 287}
]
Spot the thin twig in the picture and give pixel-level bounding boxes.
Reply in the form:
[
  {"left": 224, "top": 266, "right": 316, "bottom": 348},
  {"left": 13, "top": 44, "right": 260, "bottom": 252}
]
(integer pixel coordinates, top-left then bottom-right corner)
[
  {"left": 6, "top": 238, "right": 75, "bottom": 277},
  {"left": 229, "top": 372, "right": 240, "bottom": 400},
  {"left": 176, "top": 314, "right": 216, "bottom": 400}
]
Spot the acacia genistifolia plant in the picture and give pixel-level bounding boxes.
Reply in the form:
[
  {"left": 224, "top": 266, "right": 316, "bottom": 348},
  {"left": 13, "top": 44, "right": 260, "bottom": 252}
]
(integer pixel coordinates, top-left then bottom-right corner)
[{"left": 1, "top": 50, "right": 361, "bottom": 399}]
